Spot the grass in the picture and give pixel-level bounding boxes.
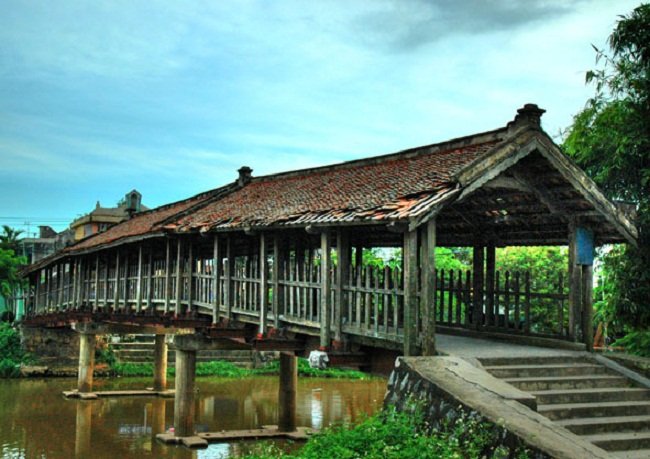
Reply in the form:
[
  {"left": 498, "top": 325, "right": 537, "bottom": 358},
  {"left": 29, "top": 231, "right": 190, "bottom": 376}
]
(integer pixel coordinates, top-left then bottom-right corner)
[
  {"left": 109, "top": 358, "right": 371, "bottom": 379},
  {"left": 242, "top": 407, "right": 532, "bottom": 459}
]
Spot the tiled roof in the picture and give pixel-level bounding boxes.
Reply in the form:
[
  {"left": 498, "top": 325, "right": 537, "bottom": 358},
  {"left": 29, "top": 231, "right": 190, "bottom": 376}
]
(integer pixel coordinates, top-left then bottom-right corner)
[
  {"left": 173, "top": 138, "right": 501, "bottom": 232},
  {"left": 64, "top": 126, "right": 507, "bottom": 253}
]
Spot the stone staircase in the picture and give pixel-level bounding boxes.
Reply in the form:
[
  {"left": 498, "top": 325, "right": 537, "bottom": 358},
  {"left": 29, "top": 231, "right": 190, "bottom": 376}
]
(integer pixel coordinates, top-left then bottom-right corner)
[
  {"left": 111, "top": 340, "right": 255, "bottom": 368},
  {"left": 479, "top": 355, "right": 650, "bottom": 458}
]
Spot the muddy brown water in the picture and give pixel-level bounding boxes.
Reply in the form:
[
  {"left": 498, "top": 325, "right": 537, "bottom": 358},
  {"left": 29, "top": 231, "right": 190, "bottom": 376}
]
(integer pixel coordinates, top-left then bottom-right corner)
[{"left": 0, "top": 376, "right": 386, "bottom": 459}]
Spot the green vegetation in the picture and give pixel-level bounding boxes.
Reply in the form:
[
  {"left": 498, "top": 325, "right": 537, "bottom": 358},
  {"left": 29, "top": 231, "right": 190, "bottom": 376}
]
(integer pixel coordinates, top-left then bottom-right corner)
[
  {"left": 109, "top": 357, "right": 370, "bottom": 379},
  {"left": 614, "top": 331, "right": 650, "bottom": 358},
  {"left": 243, "top": 408, "right": 531, "bottom": 459},
  {"left": 564, "top": 4, "right": 650, "bottom": 345},
  {"left": 0, "top": 247, "right": 27, "bottom": 323},
  {"left": 0, "top": 322, "right": 31, "bottom": 377}
]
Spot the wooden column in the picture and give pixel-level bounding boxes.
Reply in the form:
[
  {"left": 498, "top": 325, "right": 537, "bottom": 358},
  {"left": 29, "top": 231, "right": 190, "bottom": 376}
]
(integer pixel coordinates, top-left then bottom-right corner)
[
  {"left": 93, "top": 256, "right": 100, "bottom": 310},
  {"left": 56, "top": 263, "right": 63, "bottom": 309},
  {"left": 113, "top": 252, "right": 120, "bottom": 309},
  {"left": 272, "top": 233, "right": 284, "bottom": 328},
  {"left": 403, "top": 229, "right": 418, "bottom": 356},
  {"left": 212, "top": 234, "right": 221, "bottom": 324},
  {"left": 582, "top": 264, "right": 594, "bottom": 351},
  {"left": 78, "top": 258, "right": 86, "bottom": 308},
  {"left": 153, "top": 334, "right": 167, "bottom": 392},
  {"left": 320, "top": 231, "right": 332, "bottom": 349},
  {"left": 354, "top": 245, "right": 363, "bottom": 269},
  {"left": 173, "top": 348, "right": 196, "bottom": 437},
  {"left": 175, "top": 238, "right": 183, "bottom": 316},
  {"left": 70, "top": 263, "right": 77, "bottom": 311},
  {"left": 187, "top": 241, "right": 194, "bottom": 313},
  {"left": 472, "top": 245, "right": 485, "bottom": 329},
  {"left": 420, "top": 219, "right": 436, "bottom": 356},
  {"left": 122, "top": 254, "right": 129, "bottom": 311},
  {"left": 225, "top": 236, "right": 233, "bottom": 320},
  {"left": 77, "top": 333, "right": 96, "bottom": 393},
  {"left": 164, "top": 239, "right": 172, "bottom": 313},
  {"left": 103, "top": 255, "right": 110, "bottom": 307},
  {"left": 146, "top": 248, "right": 154, "bottom": 311},
  {"left": 485, "top": 244, "right": 496, "bottom": 326},
  {"left": 568, "top": 223, "right": 582, "bottom": 341},
  {"left": 136, "top": 246, "right": 144, "bottom": 312},
  {"left": 334, "top": 229, "right": 350, "bottom": 343},
  {"left": 259, "top": 234, "right": 268, "bottom": 335},
  {"left": 278, "top": 352, "right": 297, "bottom": 432}
]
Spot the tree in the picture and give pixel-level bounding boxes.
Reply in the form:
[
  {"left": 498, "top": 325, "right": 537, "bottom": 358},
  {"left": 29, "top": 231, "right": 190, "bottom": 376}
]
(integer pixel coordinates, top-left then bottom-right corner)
[
  {"left": 0, "top": 248, "right": 27, "bottom": 322},
  {"left": 564, "top": 3, "right": 650, "bottom": 329},
  {"left": 0, "top": 226, "right": 24, "bottom": 253}
]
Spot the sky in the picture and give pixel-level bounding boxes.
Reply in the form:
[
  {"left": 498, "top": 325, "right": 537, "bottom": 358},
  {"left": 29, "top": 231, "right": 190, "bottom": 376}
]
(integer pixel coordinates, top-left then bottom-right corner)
[{"left": 0, "top": 0, "right": 642, "bottom": 236}]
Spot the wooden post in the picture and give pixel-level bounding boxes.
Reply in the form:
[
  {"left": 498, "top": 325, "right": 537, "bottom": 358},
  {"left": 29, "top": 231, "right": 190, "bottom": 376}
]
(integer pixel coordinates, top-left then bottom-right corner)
[
  {"left": 153, "top": 334, "right": 167, "bottom": 392},
  {"left": 568, "top": 223, "right": 582, "bottom": 341},
  {"left": 187, "top": 240, "right": 194, "bottom": 313},
  {"left": 77, "top": 333, "right": 96, "bottom": 393},
  {"left": 472, "top": 244, "right": 485, "bottom": 329},
  {"left": 582, "top": 264, "right": 594, "bottom": 351},
  {"left": 335, "top": 229, "right": 350, "bottom": 342},
  {"left": 420, "top": 219, "right": 436, "bottom": 356},
  {"left": 173, "top": 348, "right": 196, "bottom": 437},
  {"left": 164, "top": 239, "right": 172, "bottom": 313},
  {"left": 403, "top": 229, "right": 418, "bottom": 356},
  {"left": 136, "top": 246, "right": 144, "bottom": 313},
  {"left": 70, "top": 262, "right": 77, "bottom": 311},
  {"left": 278, "top": 352, "right": 297, "bottom": 432},
  {"left": 56, "top": 263, "right": 63, "bottom": 309},
  {"left": 92, "top": 257, "right": 100, "bottom": 310},
  {"left": 175, "top": 238, "right": 183, "bottom": 316},
  {"left": 320, "top": 231, "right": 331, "bottom": 349},
  {"left": 113, "top": 252, "right": 120, "bottom": 309},
  {"left": 485, "top": 244, "right": 495, "bottom": 326},
  {"left": 256, "top": 234, "right": 267, "bottom": 335},
  {"left": 272, "top": 233, "right": 284, "bottom": 328},
  {"left": 122, "top": 253, "right": 129, "bottom": 311},
  {"left": 225, "top": 236, "right": 233, "bottom": 320},
  {"left": 146, "top": 248, "right": 154, "bottom": 311},
  {"left": 103, "top": 254, "right": 110, "bottom": 307},
  {"left": 212, "top": 234, "right": 221, "bottom": 324}
]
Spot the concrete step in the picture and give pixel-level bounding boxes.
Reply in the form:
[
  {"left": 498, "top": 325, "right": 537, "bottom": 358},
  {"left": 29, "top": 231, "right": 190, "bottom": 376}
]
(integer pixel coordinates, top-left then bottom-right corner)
[
  {"left": 479, "top": 356, "right": 589, "bottom": 367},
  {"left": 581, "top": 431, "right": 650, "bottom": 451},
  {"left": 505, "top": 375, "right": 630, "bottom": 391},
  {"left": 538, "top": 401, "right": 650, "bottom": 421},
  {"left": 484, "top": 363, "right": 610, "bottom": 378},
  {"left": 613, "top": 448, "right": 650, "bottom": 458},
  {"left": 557, "top": 415, "right": 650, "bottom": 435},
  {"left": 532, "top": 388, "right": 650, "bottom": 405}
]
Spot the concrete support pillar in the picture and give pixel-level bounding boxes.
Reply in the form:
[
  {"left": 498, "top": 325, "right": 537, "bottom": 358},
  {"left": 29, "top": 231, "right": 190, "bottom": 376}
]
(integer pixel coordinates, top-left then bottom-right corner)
[
  {"left": 278, "top": 352, "right": 297, "bottom": 432},
  {"left": 153, "top": 334, "right": 168, "bottom": 392},
  {"left": 173, "top": 348, "right": 196, "bottom": 437},
  {"left": 77, "top": 333, "right": 96, "bottom": 393}
]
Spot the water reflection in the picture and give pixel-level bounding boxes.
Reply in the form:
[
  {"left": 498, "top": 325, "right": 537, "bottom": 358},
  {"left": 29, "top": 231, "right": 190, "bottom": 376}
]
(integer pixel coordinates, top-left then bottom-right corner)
[{"left": 0, "top": 376, "right": 386, "bottom": 459}]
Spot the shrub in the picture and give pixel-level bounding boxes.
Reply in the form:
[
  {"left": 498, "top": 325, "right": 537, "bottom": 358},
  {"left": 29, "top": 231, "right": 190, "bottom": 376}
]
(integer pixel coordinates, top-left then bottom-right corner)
[{"left": 614, "top": 331, "right": 650, "bottom": 358}]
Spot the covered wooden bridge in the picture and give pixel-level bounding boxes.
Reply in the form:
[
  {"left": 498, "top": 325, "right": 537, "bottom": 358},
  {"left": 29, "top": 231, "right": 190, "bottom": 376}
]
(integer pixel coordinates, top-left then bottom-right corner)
[{"left": 22, "top": 104, "right": 637, "bottom": 357}]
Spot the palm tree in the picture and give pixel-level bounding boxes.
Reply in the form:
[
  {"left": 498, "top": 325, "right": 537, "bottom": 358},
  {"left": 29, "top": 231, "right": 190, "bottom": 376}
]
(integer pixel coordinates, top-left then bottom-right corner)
[{"left": 0, "top": 226, "right": 24, "bottom": 253}]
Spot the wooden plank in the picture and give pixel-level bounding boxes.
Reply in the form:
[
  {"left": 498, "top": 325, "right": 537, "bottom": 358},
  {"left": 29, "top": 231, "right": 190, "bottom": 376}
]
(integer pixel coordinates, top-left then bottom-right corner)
[
  {"left": 187, "top": 240, "right": 194, "bottom": 313},
  {"left": 355, "top": 266, "right": 362, "bottom": 327},
  {"left": 164, "top": 239, "right": 172, "bottom": 313},
  {"left": 364, "top": 266, "right": 371, "bottom": 330},
  {"left": 320, "top": 231, "right": 331, "bottom": 348},
  {"left": 113, "top": 252, "right": 120, "bottom": 309},
  {"left": 146, "top": 248, "right": 154, "bottom": 311},
  {"left": 225, "top": 236, "right": 233, "bottom": 320},
  {"left": 403, "top": 229, "right": 418, "bottom": 356},
  {"left": 383, "top": 266, "right": 390, "bottom": 333},
  {"left": 103, "top": 254, "right": 110, "bottom": 307}
]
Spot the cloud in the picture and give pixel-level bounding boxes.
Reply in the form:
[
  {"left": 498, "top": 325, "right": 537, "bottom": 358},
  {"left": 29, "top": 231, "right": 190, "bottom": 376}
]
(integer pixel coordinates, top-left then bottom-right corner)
[{"left": 353, "top": 0, "right": 586, "bottom": 51}]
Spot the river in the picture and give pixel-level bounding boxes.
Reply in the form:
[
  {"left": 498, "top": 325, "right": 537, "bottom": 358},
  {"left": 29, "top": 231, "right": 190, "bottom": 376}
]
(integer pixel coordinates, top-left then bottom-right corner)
[{"left": 0, "top": 376, "right": 386, "bottom": 459}]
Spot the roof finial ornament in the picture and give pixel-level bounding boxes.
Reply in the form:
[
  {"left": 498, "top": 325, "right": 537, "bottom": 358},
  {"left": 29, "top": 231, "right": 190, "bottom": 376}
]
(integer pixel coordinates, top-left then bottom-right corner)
[
  {"left": 238, "top": 166, "right": 253, "bottom": 187},
  {"left": 508, "top": 103, "right": 546, "bottom": 131}
]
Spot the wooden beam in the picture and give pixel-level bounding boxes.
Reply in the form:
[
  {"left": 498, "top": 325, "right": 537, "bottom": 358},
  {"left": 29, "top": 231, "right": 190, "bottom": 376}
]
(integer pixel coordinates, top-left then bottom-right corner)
[
  {"left": 225, "top": 236, "right": 233, "bottom": 320},
  {"left": 146, "top": 247, "right": 154, "bottom": 311},
  {"left": 113, "top": 252, "right": 120, "bottom": 309},
  {"left": 511, "top": 170, "right": 570, "bottom": 218},
  {"left": 93, "top": 256, "right": 100, "bottom": 311},
  {"left": 320, "top": 231, "right": 332, "bottom": 349},
  {"left": 403, "top": 229, "right": 418, "bottom": 356},
  {"left": 259, "top": 233, "right": 268, "bottom": 335},
  {"left": 272, "top": 234, "right": 284, "bottom": 329},
  {"left": 420, "top": 219, "right": 436, "bottom": 356},
  {"left": 103, "top": 254, "right": 110, "bottom": 307},
  {"left": 187, "top": 240, "right": 194, "bottom": 313},
  {"left": 568, "top": 222, "right": 581, "bottom": 341}
]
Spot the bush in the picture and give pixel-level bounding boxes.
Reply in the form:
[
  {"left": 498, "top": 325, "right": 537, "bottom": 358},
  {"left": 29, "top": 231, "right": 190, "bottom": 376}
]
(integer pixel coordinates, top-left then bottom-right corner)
[
  {"left": 0, "top": 358, "right": 20, "bottom": 378},
  {"left": 614, "top": 331, "right": 650, "bottom": 358},
  {"left": 0, "top": 322, "right": 30, "bottom": 377}
]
